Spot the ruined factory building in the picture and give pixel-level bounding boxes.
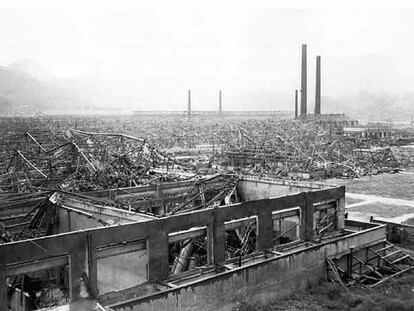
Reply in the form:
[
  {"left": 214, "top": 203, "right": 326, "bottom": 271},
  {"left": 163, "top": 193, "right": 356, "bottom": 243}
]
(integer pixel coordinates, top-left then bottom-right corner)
[{"left": 1, "top": 175, "right": 411, "bottom": 311}]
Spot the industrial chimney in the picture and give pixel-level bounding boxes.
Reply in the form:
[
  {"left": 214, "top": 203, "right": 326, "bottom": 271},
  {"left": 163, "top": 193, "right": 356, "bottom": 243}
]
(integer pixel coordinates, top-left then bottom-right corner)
[
  {"left": 188, "top": 89, "right": 191, "bottom": 117},
  {"left": 314, "top": 56, "right": 321, "bottom": 115},
  {"left": 300, "top": 44, "right": 307, "bottom": 116},
  {"left": 295, "top": 89, "right": 298, "bottom": 118},
  {"left": 219, "top": 90, "right": 222, "bottom": 113}
]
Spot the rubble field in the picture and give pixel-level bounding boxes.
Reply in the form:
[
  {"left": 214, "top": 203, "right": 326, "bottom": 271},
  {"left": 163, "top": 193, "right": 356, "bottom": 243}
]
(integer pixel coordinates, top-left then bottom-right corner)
[
  {"left": 1, "top": 114, "right": 414, "bottom": 310},
  {"left": 0, "top": 115, "right": 412, "bottom": 196}
]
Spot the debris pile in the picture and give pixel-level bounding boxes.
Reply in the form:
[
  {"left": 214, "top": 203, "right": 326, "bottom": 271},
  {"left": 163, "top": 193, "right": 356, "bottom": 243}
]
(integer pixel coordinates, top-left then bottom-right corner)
[
  {"left": 0, "top": 116, "right": 412, "bottom": 194},
  {"left": 0, "top": 129, "right": 191, "bottom": 194},
  {"left": 221, "top": 120, "right": 409, "bottom": 179}
]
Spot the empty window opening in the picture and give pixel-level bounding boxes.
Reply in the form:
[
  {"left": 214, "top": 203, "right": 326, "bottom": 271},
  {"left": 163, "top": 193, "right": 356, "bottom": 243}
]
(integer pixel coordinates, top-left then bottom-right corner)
[
  {"left": 272, "top": 208, "right": 300, "bottom": 246},
  {"left": 314, "top": 201, "right": 338, "bottom": 238},
  {"left": 168, "top": 227, "right": 208, "bottom": 275},
  {"left": 224, "top": 216, "right": 258, "bottom": 260},
  {"left": 6, "top": 257, "right": 69, "bottom": 311}
]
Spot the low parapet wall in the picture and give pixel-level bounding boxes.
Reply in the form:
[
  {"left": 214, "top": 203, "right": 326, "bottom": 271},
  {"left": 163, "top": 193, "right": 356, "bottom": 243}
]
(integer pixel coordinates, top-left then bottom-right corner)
[
  {"left": 372, "top": 218, "right": 414, "bottom": 246},
  {"left": 238, "top": 175, "right": 333, "bottom": 201},
  {"left": 109, "top": 222, "right": 386, "bottom": 311}
]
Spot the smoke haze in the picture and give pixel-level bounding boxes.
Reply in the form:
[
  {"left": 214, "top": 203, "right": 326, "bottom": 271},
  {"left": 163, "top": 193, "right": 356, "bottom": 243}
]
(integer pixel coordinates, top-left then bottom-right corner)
[{"left": 0, "top": 0, "right": 413, "bottom": 121}]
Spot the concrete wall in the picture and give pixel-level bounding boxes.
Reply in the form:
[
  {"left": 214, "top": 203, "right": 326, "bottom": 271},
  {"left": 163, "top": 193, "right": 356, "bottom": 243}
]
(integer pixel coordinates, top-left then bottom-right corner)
[
  {"left": 60, "top": 195, "right": 154, "bottom": 223},
  {"left": 373, "top": 218, "right": 414, "bottom": 246},
  {"left": 0, "top": 232, "right": 88, "bottom": 311},
  {"left": 108, "top": 224, "right": 386, "bottom": 311},
  {"left": 0, "top": 185, "right": 346, "bottom": 311},
  {"left": 238, "top": 177, "right": 330, "bottom": 202},
  {"left": 51, "top": 194, "right": 155, "bottom": 234},
  {"left": 238, "top": 180, "right": 306, "bottom": 201},
  {"left": 83, "top": 176, "right": 329, "bottom": 209},
  {"left": 55, "top": 208, "right": 104, "bottom": 233}
]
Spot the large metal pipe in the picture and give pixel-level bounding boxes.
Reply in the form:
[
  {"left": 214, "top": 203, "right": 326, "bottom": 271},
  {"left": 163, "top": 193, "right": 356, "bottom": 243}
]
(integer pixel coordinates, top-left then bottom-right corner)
[
  {"left": 300, "top": 44, "right": 307, "bottom": 116},
  {"left": 188, "top": 89, "right": 191, "bottom": 117},
  {"left": 295, "top": 89, "right": 298, "bottom": 118},
  {"left": 219, "top": 90, "right": 222, "bottom": 112},
  {"left": 315, "top": 56, "right": 321, "bottom": 115},
  {"left": 172, "top": 239, "right": 194, "bottom": 274}
]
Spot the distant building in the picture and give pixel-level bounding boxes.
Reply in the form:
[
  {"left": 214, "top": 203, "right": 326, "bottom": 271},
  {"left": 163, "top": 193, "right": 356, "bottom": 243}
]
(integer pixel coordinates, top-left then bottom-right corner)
[
  {"left": 300, "top": 113, "right": 359, "bottom": 129},
  {"left": 132, "top": 110, "right": 293, "bottom": 119},
  {"left": 343, "top": 126, "right": 395, "bottom": 139}
]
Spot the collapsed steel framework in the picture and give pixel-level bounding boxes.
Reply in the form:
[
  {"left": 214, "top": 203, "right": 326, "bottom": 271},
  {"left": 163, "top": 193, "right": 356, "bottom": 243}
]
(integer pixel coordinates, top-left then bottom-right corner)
[
  {"left": 0, "top": 115, "right": 413, "bottom": 311},
  {"left": 0, "top": 129, "right": 190, "bottom": 193},
  {"left": 0, "top": 116, "right": 411, "bottom": 195},
  {"left": 0, "top": 115, "right": 412, "bottom": 247}
]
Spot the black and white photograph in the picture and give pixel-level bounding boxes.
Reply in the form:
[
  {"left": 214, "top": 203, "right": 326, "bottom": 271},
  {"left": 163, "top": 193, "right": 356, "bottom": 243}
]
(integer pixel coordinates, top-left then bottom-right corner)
[{"left": 1, "top": 0, "right": 414, "bottom": 310}]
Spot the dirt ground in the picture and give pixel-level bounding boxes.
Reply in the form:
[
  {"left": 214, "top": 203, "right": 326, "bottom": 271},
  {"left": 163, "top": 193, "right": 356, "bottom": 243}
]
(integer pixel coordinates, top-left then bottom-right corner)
[{"left": 324, "top": 168, "right": 414, "bottom": 222}]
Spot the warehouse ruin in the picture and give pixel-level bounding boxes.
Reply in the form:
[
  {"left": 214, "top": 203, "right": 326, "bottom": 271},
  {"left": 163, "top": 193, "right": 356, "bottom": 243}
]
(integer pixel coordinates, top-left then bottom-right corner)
[
  {"left": 1, "top": 43, "right": 414, "bottom": 311},
  {"left": 2, "top": 174, "right": 414, "bottom": 311}
]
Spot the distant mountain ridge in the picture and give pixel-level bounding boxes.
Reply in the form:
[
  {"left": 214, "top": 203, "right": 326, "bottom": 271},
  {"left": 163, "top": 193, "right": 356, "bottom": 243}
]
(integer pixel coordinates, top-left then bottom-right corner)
[
  {"left": 6, "top": 59, "right": 52, "bottom": 80},
  {"left": 0, "top": 60, "right": 94, "bottom": 115},
  {"left": 0, "top": 59, "right": 413, "bottom": 121}
]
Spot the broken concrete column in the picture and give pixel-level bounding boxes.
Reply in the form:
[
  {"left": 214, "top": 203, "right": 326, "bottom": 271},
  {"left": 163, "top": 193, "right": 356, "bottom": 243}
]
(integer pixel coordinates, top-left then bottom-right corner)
[
  {"left": 208, "top": 211, "right": 225, "bottom": 265},
  {"left": 257, "top": 210, "right": 274, "bottom": 250},
  {"left": 148, "top": 231, "right": 169, "bottom": 281},
  {"left": 337, "top": 186, "right": 346, "bottom": 230},
  {"left": 300, "top": 193, "right": 314, "bottom": 241},
  {"left": 69, "top": 234, "right": 89, "bottom": 300}
]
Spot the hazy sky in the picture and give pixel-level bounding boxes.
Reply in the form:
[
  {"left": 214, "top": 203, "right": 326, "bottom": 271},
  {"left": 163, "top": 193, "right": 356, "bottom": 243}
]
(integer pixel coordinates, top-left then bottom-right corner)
[{"left": 1, "top": 0, "right": 414, "bottom": 111}]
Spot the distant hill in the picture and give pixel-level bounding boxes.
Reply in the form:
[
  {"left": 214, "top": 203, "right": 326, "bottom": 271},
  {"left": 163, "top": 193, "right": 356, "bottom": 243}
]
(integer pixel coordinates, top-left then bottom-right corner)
[
  {"left": 6, "top": 59, "right": 52, "bottom": 80},
  {"left": 0, "top": 59, "right": 413, "bottom": 120},
  {"left": 0, "top": 61, "right": 95, "bottom": 116}
]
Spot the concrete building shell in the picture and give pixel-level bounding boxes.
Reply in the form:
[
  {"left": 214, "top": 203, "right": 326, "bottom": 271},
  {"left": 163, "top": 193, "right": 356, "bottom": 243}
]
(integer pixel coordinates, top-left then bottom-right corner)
[{"left": 0, "top": 177, "right": 390, "bottom": 311}]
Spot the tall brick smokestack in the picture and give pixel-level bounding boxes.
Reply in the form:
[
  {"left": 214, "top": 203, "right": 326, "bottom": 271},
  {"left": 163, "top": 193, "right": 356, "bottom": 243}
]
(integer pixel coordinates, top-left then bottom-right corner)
[
  {"left": 219, "top": 90, "right": 222, "bottom": 112},
  {"left": 300, "top": 44, "right": 307, "bottom": 116},
  {"left": 295, "top": 89, "right": 298, "bottom": 118},
  {"left": 188, "top": 89, "right": 191, "bottom": 117},
  {"left": 314, "top": 56, "right": 321, "bottom": 115}
]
